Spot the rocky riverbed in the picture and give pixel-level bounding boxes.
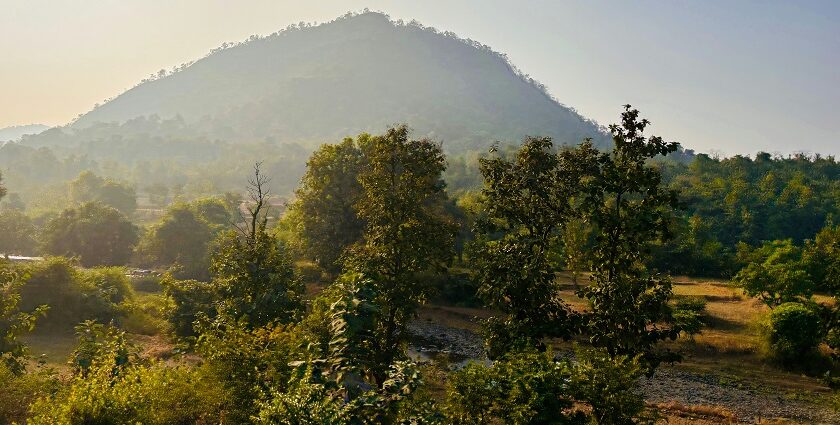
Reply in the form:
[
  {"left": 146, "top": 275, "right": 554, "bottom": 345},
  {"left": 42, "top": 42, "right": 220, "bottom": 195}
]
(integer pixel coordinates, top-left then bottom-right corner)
[{"left": 408, "top": 320, "right": 840, "bottom": 424}]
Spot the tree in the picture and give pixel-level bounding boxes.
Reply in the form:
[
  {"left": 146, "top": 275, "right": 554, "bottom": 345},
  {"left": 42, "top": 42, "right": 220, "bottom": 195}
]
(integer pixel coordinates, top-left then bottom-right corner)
[
  {"left": 473, "top": 137, "right": 592, "bottom": 357},
  {"left": 0, "top": 171, "right": 6, "bottom": 202},
  {"left": 145, "top": 183, "right": 169, "bottom": 207},
  {"left": 137, "top": 202, "right": 218, "bottom": 280},
  {"left": 69, "top": 171, "right": 137, "bottom": 215},
  {"left": 295, "top": 137, "right": 366, "bottom": 272},
  {"left": 577, "top": 105, "right": 683, "bottom": 370},
  {"left": 41, "top": 202, "right": 138, "bottom": 267},
  {"left": 0, "top": 210, "right": 37, "bottom": 255},
  {"left": 562, "top": 217, "right": 591, "bottom": 290},
  {"left": 344, "top": 126, "right": 456, "bottom": 382},
  {"left": 803, "top": 223, "right": 840, "bottom": 293},
  {"left": 734, "top": 240, "right": 813, "bottom": 307},
  {"left": 210, "top": 163, "right": 304, "bottom": 328}
]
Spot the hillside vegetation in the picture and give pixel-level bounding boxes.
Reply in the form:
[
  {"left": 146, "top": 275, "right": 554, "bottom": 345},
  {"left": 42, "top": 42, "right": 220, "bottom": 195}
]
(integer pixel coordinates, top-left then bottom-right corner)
[{"left": 25, "top": 12, "right": 606, "bottom": 154}]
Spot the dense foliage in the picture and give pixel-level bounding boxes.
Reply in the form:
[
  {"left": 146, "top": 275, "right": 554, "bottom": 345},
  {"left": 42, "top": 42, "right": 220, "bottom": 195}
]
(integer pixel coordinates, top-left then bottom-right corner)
[
  {"left": 2, "top": 107, "right": 838, "bottom": 423},
  {"left": 41, "top": 202, "right": 138, "bottom": 267}
]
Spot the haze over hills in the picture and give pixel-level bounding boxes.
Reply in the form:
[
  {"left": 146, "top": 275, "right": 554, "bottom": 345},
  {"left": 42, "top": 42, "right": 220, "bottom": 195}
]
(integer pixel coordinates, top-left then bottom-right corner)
[
  {"left": 0, "top": 124, "right": 49, "bottom": 142},
  {"left": 49, "top": 12, "right": 606, "bottom": 153}
]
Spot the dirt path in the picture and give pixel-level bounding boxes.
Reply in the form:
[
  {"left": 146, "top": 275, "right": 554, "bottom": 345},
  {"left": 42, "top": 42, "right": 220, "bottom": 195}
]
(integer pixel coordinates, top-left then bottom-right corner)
[{"left": 408, "top": 320, "right": 840, "bottom": 424}]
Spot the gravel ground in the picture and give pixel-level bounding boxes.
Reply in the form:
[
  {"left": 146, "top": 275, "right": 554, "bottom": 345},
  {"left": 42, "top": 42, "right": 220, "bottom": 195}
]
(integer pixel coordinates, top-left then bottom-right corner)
[
  {"left": 408, "top": 320, "right": 840, "bottom": 424},
  {"left": 640, "top": 367, "right": 840, "bottom": 423}
]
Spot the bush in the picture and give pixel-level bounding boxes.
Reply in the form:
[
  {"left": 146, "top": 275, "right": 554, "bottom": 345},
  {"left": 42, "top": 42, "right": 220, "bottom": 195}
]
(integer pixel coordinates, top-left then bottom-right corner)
[
  {"left": 19, "top": 258, "right": 126, "bottom": 330},
  {"left": 767, "top": 302, "right": 822, "bottom": 362},
  {"left": 131, "top": 275, "right": 162, "bottom": 293},
  {"left": 118, "top": 294, "right": 170, "bottom": 335},
  {"left": 570, "top": 348, "right": 650, "bottom": 425},
  {"left": 427, "top": 270, "right": 481, "bottom": 307},
  {"left": 672, "top": 296, "right": 707, "bottom": 337},
  {"left": 444, "top": 350, "right": 582, "bottom": 424},
  {"left": 28, "top": 362, "right": 226, "bottom": 424},
  {"left": 28, "top": 320, "right": 226, "bottom": 424},
  {"left": 161, "top": 276, "right": 218, "bottom": 338},
  {"left": 295, "top": 260, "right": 327, "bottom": 286},
  {"left": 196, "top": 319, "right": 306, "bottom": 424},
  {"left": 0, "top": 364, "right": 59, "bottom": 424}
]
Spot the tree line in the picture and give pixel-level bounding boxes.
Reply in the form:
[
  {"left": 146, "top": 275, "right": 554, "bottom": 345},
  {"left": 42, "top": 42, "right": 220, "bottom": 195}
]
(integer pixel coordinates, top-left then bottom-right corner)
[{"left": 0, "top": 106, "right": 838, "bottom": 423}]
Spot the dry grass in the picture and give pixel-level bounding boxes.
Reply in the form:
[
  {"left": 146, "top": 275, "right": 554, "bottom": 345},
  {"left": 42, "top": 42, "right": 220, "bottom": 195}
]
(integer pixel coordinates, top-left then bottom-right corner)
[{"left": 652, "top": 401, "right": 737, "bottom": 423}]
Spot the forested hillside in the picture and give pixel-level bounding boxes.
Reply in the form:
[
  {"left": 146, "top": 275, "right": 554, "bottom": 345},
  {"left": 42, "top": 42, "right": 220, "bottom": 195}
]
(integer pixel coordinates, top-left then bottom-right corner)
[{"left": 32, "top": 12, "right": 607, "bottom": 153}]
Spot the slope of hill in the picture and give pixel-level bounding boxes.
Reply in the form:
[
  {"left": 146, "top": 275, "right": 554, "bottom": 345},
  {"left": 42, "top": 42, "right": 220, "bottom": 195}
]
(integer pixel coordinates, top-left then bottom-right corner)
[
  {"left": 61, "top": 12, "right": 605, "bottom": 152},
  {"left": 0, "top": 124, "right": 49, "bottom": 142}
]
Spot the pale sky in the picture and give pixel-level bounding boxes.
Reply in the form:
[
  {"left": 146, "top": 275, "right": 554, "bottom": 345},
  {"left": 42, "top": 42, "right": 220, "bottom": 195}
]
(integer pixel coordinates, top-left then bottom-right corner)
[{"left": 1, "top": 0, "right": 838, "bottom": 156}]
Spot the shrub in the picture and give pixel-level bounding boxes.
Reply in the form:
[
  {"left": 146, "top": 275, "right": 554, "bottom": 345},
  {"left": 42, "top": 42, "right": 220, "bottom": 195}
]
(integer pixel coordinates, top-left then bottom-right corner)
[
  {"left": 0, "top": 364, "right": 59, "bottom": 424},
  {"left": 19, "top": 258, "right": 124, "bottom": 330},
  {"left": 28, "top": 361, "right": 225, "bottom": 424},
  {"left": 570, "top": 348, "right": 651, "bottom": 425},
  {"left": 161, "top": 276, "right": 218, "bottom": 338},
  {"left": 118, "top": 294, "right": 170, "bottom": 335},
  {"left": 672, "top": 296, "right": 707, "bottom": 337},
  {"left": 767, "top": 302, "right": 822, "bottom": 362},
  {"left": 131, "top": 275, "right": 162, "bottom": 293},
  {"left": 444, "top": 350, "right": 581, "bottom": 424},
  {"left": 427, "top": 269, "right": 481, "bottom": 307},
  {"left": 29, "top": 320, "right": 226, "bottom": 424},
  {"left": 295, "top": 260, "right": 327, "bottom": 286},
  {"left": 196, "top": 318, "right": 306, "bottom": 423},
  {"left": 80, "top": 267, "right": 134, "bottom": 304}
]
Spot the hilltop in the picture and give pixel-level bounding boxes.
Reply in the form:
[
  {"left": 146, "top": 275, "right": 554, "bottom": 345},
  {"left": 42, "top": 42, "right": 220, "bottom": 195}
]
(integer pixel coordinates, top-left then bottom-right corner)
[{"left": 50, "top": 12, "right": 606, "bottom": 152}]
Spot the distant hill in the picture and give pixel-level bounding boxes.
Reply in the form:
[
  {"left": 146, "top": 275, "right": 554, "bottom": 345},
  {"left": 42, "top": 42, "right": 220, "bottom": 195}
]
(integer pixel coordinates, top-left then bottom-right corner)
[
  {"left": 59, "top": 12, "right": 606, "bottom": 153},
  {"left": 0, "top": 124, "right": 49, "bottom": 142}
]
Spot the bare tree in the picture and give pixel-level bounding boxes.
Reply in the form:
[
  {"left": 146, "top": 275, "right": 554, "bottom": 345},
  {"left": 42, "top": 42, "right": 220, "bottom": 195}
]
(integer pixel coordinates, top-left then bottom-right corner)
[{"left": 236, "top": 162, "right": 271, "bottom": 239}]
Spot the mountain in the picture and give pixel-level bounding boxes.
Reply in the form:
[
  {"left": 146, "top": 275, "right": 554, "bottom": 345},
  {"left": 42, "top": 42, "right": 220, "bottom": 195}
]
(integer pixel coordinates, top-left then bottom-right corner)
[
  {"left": 0, "top": 124, "right": 49, "bottom": 142},
  {"left": 63, "top": 12, "right": 606, "bottom": 152}
]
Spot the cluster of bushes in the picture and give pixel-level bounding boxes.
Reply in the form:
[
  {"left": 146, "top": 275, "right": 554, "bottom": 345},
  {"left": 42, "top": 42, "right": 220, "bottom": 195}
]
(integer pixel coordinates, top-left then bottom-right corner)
[
  {"left": 17, "top": 258, "right": 133, "bottom": 331},
  {"left": 726, "top": 225, "right": 840, "bottom": 378}
]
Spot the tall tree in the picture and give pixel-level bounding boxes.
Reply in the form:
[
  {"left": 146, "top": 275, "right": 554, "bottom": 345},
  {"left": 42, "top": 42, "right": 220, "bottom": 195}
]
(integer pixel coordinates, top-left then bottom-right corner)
[
  {"left": 577, "top": 105, "right": 683, "bottom": 370},
  {"left": 294, "top": 137, "right": 366, "bottom": 272},
  {"left": 344, "top": 125, "right": 456, "bottom": 382},
  {"left": 473, "top": 137, "right": 594, "bottom": 357}
]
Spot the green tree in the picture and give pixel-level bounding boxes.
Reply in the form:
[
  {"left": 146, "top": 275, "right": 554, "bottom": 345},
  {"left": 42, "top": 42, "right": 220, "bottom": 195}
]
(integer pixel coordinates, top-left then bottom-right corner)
[
  {"left": 0, "top": 171, "right": 6, "bottom": 201},
  {"left": 295, "top": 136, "right": 366, "bottom": 272},
  {"left": 734, "top": 240, "right": 813, "bottom": 307},
  {"left": 562, "top": 217, "right": 591, "bottom": 290},
  {"left": 145, "top": 183, "right": 169, "bottom": 207},
  {"left": 69, "top": 171, "right": 137, "bottom": 215},
  {"left": 803, "top": 223, "right": 840, "bottom": 293},
  {"left": 0, "top": 210, "right": 38, "bottom": 255},
  {"left": 344, "top": 126, "right": 456, "bottom": 382},
  {"left": 41, "top": 202, "right": 138, "bottom": 267},
  {"left": 577, "top": 106, "right": 683, "bottom": 370},
  {"left": 137, "top": 201, "right": 218, "bottom": 280},
  {"left": 473, "top": 137, "right": 593, "bottom": 357}
]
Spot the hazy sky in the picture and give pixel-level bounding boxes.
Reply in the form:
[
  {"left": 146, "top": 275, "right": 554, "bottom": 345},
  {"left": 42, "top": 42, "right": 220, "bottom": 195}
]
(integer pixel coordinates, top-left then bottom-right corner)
[{"left": 2, "top": 0, "right": 838, "bottom": 155}]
